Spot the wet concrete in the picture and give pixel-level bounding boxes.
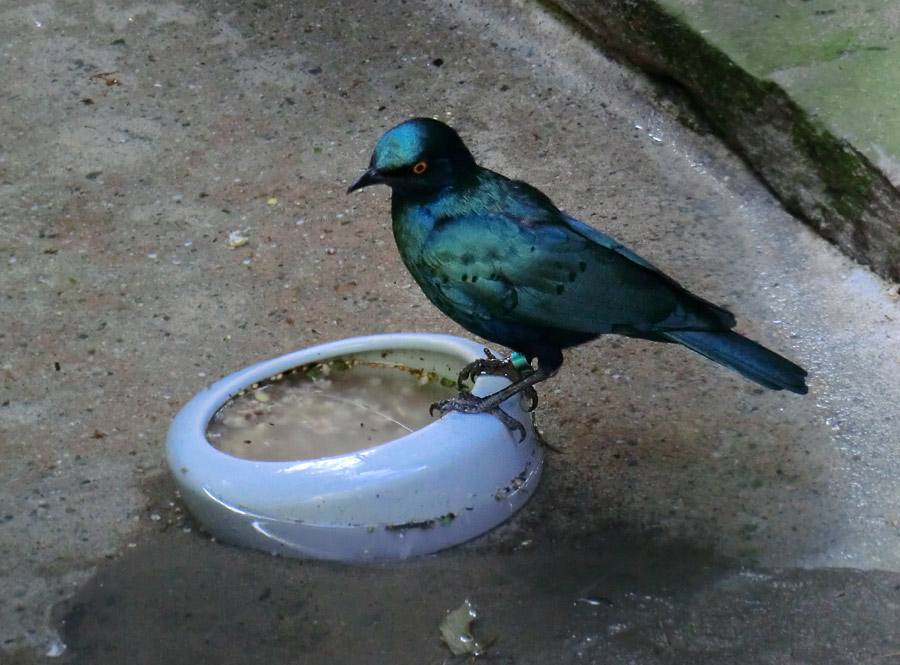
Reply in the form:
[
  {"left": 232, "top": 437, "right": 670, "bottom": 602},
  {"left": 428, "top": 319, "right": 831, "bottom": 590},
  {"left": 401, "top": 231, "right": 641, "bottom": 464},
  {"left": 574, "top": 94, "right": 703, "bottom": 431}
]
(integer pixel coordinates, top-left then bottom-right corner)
[
  {"left": 2, "top": 0, "right": 900, "bottom": 662},
  {"left": 47, "top": 526, "right": 900, "bottom": 665}
]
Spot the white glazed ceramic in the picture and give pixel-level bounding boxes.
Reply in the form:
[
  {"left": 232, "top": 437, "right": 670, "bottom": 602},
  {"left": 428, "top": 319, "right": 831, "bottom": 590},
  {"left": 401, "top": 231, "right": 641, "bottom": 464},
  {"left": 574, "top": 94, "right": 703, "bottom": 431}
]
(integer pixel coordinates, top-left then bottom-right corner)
[{"left": 165, "top": 333, "right": 542, "bottom": 560}]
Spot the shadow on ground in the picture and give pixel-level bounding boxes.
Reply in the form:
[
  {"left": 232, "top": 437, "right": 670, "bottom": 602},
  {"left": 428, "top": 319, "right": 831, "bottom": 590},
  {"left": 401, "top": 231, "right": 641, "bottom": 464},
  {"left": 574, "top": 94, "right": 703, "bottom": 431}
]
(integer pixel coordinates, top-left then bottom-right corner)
[{"left": 50, "top": 513, "right": 900, "bottom": 665}]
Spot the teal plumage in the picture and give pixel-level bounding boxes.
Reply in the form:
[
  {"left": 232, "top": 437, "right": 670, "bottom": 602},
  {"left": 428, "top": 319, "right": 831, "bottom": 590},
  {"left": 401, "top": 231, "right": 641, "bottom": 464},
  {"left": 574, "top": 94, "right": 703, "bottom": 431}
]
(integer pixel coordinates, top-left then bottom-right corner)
[{"left": 349, "top": 118, "right": 807, "bottom": 426}]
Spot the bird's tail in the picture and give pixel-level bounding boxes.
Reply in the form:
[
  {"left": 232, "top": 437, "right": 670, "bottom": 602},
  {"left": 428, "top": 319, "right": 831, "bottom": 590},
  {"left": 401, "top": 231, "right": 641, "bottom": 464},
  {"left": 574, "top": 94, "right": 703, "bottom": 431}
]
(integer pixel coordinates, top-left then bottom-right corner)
[{"left": 663, "top": 330, "right": 808, "bottom": 394}]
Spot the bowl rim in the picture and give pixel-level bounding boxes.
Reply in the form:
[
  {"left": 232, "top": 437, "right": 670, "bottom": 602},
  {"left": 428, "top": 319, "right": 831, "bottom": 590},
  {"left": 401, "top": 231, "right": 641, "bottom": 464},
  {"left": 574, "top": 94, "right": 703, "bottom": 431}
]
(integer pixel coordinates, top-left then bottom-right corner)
[
  {"left": 167, "top": 333, "right": 520, "bottom": 468},
  {"left": 165, "top": 333, "right": 542, "bottom": 559}
]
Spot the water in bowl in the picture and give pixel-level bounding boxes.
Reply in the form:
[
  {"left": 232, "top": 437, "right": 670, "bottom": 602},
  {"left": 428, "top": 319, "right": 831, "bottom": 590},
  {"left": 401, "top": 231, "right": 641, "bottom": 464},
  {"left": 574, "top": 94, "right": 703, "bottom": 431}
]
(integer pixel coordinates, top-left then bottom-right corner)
[{"left": 206, "top": 358, "right": 459, "bottom": 461}]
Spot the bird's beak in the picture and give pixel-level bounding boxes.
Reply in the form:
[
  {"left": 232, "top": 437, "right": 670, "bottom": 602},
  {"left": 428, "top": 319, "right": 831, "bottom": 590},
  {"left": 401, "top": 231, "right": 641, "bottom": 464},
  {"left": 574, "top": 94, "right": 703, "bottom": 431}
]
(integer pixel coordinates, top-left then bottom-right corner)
[{"left": 347, "top": 167, "right": 383, "bottom": 194}]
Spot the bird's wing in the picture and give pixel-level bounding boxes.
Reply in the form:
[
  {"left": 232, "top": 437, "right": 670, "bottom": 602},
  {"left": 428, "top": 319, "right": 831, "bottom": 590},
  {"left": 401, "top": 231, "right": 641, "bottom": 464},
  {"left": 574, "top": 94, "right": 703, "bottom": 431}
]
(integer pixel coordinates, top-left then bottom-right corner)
[
  {"left": 562, "top": 213, "right": 662, "bottom": 274},
  {"left": 418, "top": 209, "right": 734, "bottom": 337},
  {"left": 560, "top": 213, "right": 736, "bottom": 330}
]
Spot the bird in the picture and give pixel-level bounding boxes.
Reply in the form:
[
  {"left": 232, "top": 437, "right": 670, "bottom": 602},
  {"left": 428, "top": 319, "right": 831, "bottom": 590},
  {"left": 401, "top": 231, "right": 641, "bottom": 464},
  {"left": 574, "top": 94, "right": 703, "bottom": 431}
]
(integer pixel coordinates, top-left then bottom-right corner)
[{"left": 348, "top": 117, "right": 808, "bottom": 437}]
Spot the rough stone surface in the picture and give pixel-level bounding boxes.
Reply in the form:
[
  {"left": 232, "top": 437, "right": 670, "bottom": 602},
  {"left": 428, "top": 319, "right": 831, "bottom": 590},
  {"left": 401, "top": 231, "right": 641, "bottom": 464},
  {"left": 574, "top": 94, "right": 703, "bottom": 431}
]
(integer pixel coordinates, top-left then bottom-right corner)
[
  {"left": 2, "top": 0, "right": 900, "bottom": 663},
  {"left": 545, "top": 0, "right": 900, "bottom": 282}
]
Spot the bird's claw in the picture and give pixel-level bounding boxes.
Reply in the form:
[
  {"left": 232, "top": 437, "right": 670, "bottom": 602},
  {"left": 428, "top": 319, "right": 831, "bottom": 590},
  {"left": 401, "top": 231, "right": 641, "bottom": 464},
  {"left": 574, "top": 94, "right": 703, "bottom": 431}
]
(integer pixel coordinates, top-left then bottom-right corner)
[
  {"left": 430, "top": 390, "right": 477, "bottom": 416},
  {"left": 430, "top": 391, "right": 528, "bottom": 443},
  {"left": 488, "top": 406, "right": 528, "bottom": 442},
  {"left": 521, "top": 385, "right": 539, "bottom": 412},
  {"left": 456, "top": 349, "right": 508, "bottom": 388},
  {"left": 456, "top": 349, "right": 540, "bottom": 412}
]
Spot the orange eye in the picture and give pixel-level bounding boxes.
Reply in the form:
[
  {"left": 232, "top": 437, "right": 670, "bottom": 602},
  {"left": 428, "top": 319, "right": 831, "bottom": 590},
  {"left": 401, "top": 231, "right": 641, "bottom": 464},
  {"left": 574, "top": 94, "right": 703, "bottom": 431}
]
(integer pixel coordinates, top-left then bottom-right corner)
[{"left": 412, "top": 161, "right": 428, "bottom": 175}]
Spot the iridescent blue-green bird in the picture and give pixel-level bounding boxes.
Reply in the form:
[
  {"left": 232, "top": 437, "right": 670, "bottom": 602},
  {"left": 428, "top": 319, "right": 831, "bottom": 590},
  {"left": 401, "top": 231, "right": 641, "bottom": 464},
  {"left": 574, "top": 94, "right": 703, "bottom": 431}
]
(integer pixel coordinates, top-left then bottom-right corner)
[{"left": 348, "top": 118, "right": 807, "bottom": 435}]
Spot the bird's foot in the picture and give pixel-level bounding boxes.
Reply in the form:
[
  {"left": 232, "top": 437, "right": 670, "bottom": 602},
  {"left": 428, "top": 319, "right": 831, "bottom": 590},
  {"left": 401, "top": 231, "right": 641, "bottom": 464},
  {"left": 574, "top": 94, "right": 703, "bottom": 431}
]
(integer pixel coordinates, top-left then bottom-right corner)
[
  {"left": 430, "top": 390, "right": 528, "bottom": 443},
  {"left": 456, "top": 349, "right": 539, "bottom": 412}
]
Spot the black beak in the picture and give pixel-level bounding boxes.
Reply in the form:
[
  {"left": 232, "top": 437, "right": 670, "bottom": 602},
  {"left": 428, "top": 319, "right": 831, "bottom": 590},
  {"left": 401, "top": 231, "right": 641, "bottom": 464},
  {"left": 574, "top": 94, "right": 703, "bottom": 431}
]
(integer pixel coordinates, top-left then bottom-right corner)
[{"left": 347, "top": 167, "right": 383, "bottom": 194}]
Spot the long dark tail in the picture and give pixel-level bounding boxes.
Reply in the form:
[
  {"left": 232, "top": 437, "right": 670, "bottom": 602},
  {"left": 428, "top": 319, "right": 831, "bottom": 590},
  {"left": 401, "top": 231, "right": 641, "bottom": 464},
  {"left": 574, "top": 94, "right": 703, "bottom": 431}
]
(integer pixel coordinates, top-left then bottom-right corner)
[{"left": 663, "top": 330, "right": 808, "bottom": 394}]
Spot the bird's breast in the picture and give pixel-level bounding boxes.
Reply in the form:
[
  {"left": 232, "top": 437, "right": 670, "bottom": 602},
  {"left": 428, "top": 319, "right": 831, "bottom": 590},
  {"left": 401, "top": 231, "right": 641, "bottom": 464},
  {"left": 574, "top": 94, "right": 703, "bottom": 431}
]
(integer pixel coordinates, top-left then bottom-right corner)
[{"left": 390, "top": 202, "right": 433, "bottom": 261}]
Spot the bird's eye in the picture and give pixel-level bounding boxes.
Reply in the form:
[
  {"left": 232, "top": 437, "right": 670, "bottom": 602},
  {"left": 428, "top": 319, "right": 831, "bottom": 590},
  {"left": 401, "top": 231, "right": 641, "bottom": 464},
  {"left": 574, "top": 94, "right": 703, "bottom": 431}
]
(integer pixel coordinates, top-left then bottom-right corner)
[{"left": 412, "top": 161, "right": 428, "bottom": 175}]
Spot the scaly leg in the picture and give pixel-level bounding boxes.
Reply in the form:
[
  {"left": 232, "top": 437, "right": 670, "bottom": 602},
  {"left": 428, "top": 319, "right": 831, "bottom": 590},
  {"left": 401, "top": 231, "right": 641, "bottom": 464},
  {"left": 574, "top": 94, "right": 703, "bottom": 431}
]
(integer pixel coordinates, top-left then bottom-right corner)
[
  {"left": 431, "top": 353, "right": 560, "bottom": 442},
  {"left": 455, "top": 349, "right": 539, "bottom": 411}
]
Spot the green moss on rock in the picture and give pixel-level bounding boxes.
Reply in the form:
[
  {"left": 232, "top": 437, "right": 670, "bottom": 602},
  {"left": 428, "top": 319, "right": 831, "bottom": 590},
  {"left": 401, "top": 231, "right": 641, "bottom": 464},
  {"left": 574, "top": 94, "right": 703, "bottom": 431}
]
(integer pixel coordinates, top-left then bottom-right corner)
[{"left": 544, "top": 0, "right": 900, "bottom": 281}]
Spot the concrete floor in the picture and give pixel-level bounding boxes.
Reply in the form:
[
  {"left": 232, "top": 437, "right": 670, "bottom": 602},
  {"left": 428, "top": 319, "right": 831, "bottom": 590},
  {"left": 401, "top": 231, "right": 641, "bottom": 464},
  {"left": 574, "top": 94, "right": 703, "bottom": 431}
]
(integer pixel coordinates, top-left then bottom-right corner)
[{"left": 2, "top": 0, "right": 900, "bottom": 662}]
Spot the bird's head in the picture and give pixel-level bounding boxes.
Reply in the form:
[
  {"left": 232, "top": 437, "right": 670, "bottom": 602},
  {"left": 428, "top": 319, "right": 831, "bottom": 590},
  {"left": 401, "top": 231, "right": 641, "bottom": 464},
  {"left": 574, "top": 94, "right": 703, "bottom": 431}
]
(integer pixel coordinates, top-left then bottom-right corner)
[{"left": 347, "top": 118, "right": 476, "bottom": 196}]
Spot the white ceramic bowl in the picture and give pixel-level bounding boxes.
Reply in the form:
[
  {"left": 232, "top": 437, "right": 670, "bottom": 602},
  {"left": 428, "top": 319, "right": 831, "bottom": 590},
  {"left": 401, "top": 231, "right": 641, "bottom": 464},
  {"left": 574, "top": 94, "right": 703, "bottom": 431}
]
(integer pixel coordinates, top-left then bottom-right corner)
[{"left": 165, "top": 333, "right": 542, "bottom": 560}]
